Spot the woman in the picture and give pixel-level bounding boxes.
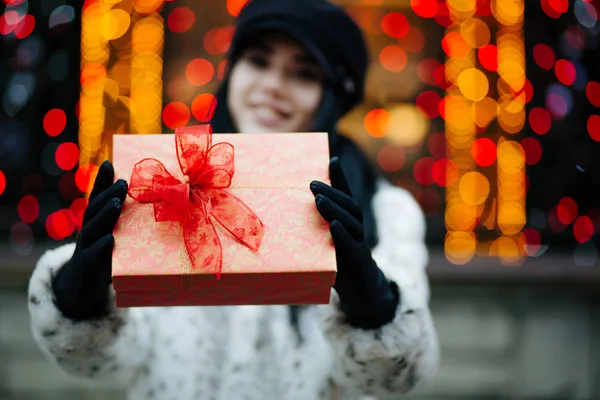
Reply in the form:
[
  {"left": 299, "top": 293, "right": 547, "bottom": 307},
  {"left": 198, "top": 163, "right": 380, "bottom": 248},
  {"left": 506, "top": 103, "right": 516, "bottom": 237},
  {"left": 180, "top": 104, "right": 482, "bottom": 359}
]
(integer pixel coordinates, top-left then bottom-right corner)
[{"left": 27, "top": 0, "right": 439, "bottom": 399}]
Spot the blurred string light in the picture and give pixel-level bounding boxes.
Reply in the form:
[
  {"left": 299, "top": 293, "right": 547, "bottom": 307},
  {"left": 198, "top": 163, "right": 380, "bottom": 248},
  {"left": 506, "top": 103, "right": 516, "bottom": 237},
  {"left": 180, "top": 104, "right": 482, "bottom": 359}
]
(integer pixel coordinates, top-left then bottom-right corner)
[
  {"left": 431, "top": 0, "right": 528, "bottom": 265},
  {"left": 77, "top": 0, "right": 165, "bottom": 196}
]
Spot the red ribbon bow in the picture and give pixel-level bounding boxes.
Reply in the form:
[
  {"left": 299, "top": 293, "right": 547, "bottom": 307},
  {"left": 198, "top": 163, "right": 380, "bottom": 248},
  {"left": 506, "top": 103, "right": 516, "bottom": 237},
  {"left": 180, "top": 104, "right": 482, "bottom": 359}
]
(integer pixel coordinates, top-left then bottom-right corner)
[{"left": 128, "top": 125, "right": 265, "bottom": 279}]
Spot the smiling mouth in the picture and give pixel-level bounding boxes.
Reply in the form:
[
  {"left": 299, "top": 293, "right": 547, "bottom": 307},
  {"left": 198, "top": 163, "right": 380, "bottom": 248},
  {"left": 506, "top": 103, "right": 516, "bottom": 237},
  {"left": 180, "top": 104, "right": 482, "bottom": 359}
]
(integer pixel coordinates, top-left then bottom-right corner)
[{"left": 252, "top": 105, "right": 291, "bottom": 126}]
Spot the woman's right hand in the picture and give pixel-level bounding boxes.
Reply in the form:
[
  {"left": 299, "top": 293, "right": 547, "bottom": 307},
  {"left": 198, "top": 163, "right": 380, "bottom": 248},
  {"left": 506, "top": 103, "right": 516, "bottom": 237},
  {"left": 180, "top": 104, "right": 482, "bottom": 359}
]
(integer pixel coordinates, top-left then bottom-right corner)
[{"left": 51, "top": 161, "right": 128, "bottom": 321}]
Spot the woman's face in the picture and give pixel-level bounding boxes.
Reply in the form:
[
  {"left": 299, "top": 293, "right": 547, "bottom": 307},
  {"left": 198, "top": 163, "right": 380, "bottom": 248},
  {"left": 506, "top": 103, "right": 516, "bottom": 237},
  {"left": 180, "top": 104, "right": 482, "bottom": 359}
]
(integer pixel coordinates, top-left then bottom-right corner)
[{"left": 227, "top": 33, "right": 324, "bottom": 133}]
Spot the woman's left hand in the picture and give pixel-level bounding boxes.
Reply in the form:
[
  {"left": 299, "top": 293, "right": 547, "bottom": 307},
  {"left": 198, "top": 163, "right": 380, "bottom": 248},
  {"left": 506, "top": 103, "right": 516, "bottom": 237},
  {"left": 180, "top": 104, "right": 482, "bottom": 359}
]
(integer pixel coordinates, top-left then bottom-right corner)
[{"left": 310, "top": 157, "right": 400, "bottom": 329}]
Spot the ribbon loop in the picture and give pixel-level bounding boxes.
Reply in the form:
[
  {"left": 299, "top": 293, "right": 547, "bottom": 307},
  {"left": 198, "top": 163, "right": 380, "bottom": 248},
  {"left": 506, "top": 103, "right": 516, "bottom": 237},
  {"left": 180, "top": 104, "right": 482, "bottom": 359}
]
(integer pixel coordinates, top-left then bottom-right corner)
[{"left": 128, "top": 125, "right": 265, "bottom": 278}]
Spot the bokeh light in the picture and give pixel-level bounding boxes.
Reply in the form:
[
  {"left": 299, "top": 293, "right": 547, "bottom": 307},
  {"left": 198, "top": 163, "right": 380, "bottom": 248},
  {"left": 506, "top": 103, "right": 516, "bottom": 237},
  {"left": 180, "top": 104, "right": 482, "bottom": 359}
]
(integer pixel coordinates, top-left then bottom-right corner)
[
  {"left": 379, "top": 45, "right": 408, "bottom": 73},
  {"left": 185, "top": 58, "right": 215, "bottom": 86}
]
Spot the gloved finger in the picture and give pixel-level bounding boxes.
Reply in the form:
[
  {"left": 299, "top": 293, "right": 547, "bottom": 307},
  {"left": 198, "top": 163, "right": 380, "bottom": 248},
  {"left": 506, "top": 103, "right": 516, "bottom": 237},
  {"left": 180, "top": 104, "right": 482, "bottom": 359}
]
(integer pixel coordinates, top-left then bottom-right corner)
[
  {"left": 310, "top": 181, "right": 362, "bottom": 221},
  {"left": 329, "top": 157, "right": 352, "bottom": 196},
  {"left": 81, "top": 234, "right": 114, "bottom": 285},
  {"left": 316, "top": 195, "right": 363, "bottom": 242},
  {"left": 330, "top": 219, "right": 362, "bottom": 253},
  {"left": 89, "top": 161, "right": 115, "bottom": 203},
  {"left": 83, "top": 179, "right": 128, "bottom": 225},
  {"left": 80, "top": 198, "right": 122, "bottom": 247}
]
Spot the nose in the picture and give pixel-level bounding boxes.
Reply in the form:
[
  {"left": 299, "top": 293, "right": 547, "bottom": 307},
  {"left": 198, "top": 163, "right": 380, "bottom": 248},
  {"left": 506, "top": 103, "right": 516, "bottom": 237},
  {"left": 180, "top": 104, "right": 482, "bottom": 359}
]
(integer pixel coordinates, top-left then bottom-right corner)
[{"left": 258, "top": 67, "right": 286, "bottom": 94}]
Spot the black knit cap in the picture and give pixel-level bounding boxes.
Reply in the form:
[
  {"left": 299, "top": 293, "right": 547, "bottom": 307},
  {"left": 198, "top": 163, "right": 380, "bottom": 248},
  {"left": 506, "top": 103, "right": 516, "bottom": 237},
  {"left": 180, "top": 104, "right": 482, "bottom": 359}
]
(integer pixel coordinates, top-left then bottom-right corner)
[{"left": 228, "top": 0, "right": 369, "bottom": 115}]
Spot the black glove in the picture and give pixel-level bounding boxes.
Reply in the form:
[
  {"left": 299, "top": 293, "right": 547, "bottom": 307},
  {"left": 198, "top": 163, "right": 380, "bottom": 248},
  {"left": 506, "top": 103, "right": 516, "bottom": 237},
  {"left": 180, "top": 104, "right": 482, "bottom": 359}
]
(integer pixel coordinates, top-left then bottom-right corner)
[
  {"left": 51, "top": 160, "right": 128, "bottom": 321},
  {"left": 310, "top": 157, "right": 400, "bottom": 330}
]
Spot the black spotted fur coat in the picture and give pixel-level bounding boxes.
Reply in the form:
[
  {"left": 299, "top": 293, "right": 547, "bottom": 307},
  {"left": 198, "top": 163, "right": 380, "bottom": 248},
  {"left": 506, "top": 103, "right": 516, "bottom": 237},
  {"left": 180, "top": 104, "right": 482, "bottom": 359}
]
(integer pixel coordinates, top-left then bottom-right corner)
[{"left": 27, "top": 179, "right": 439, "bottom": 400}]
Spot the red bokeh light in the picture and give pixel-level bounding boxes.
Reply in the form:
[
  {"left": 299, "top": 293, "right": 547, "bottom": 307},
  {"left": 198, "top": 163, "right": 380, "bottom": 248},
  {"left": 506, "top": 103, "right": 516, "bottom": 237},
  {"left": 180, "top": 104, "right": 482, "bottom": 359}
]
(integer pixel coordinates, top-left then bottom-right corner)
[
  {"left": 43, "top": 109, "right": 67, "bottom": 137},
  {"left": 399, "top": 26, "right": 425, "bottom": 53},
  {"left": 442, "top": 32, "right": 469, "bottom": 59},
  {"left": 417, "top": 58, "right": 440, "bottom": 86},
  {"left": 377, "top": 145, "right": 406, "bottom": 172},
  {"left": 75, "top": 164, "right": 99, "bottom": 194},
  {"left": 227, "top": 0, "right": 249, "bottom": 17},
  {"left": 80, "top": 63, "right": 107, "bottom": 87},
  {"left": 0, "top": 10, "right": 20, "bottom": 35},
  {"left": 528, "top": 107, "right": 552, "bottom": 135},
  {"left": 70, "top": 198, "right": 88, "bottom": 232},
  {"left": 364, "top": 108, "right": 389, "bottom": 138},
  {"left": 416, "top": 91, "right": 441, "bottom": 119},
  {"left": 413, "top": 157, "right": 436, "bottom": 186},
  {"left": 541, "top": 0, "right": 562, "bottom": 18},
  {"left": 411, "top": 0, "right": 438, "bottom": 17},
  {"left": 0, "top": 170, "right": 5, "bottom": 196},
  {"left": 586, "top": 81, "right": 600, "bottom": 107},
  {"left": 521, "top": 228, "right": 542, "bottom": 255},
  {"left": 432, "top": 158, "right": 459, "bottom": 187},
  {"left": 55, "top": 142, "right": 79, "bottom": 171},
  {"left": 185, "top": 58, "right": 214, "bottom": 86},
  {"left": 427, "top": 132, "right": 446, "bottom": 159},
  {"left": 547, "top": 0, "right": 569, "bottom": 13},
  {"left": 557, "top": 197, "right": 578, "bottom": 225},
  {"left": 167, "top": 7, "right": 195, "bottom": 33},
  {"left": 512, "top": 79, "right": 534, "bottom": 105},
  {"left": 14, "top": 13, "right": 34, "bottom": 39},
  {"left": 478, "top": 44, "right": 498, "bottom": 72},
  {"left": 191, "top": 94, "right": 217, "bottom": 123},
  {"left": 554, "top": 59, "right": 576, "bottom": 86},
  {"left": 533, "top": 44, "right": 555, "bottom": 70},
  {"left": 18, "top": 195, "right": 39, "bottom": 224},
  {"left": 434, "top": 64, "right": 450, "bottom": 90},
  {"left": 588, "top": 115, "right": 600, "bottom": 141},
  {"left": 163, "top": 102, "right": 191, "bottom": 129},
  {"left": 204, "top": 27, "right": 234, "bottom": 55},
  {"left": 46, "top": 210, "right": 75, "bottom": 241},
  {"left": 476, "top": 0, "right": 492, "bottom": 16},
  {"left": 434, "top": 1, "right": 452, "bottom": 27},
  {"left": 381, "top": 12, "right": 409, "bottom": 39},
  {"left": 379, "top": 45, "right": 407, "bottom": 73},
  {"left": 521, "top": 137, "right": 543, "bottom": 166},
  {"left": 573, "top": 216, "right": 594, "bottom": 243},
  {"left": 471, "top": 138, "right": 497, "bottom": 167},
  {"left": 3, "top": 0, "right": 27, "bottom": 6}
]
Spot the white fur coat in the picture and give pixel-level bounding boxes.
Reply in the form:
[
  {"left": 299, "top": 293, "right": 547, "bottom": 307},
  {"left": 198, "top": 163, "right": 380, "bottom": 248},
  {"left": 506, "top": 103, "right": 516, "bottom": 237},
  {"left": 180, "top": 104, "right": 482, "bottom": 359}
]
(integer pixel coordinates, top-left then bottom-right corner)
[{"left": 27, "top": 179, "right": 439, "bottom": 400}]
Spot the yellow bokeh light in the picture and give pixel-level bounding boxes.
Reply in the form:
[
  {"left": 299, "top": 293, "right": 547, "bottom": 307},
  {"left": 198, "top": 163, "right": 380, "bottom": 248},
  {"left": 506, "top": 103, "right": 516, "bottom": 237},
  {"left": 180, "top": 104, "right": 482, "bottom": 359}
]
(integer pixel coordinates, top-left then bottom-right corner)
[
  {"left": 444, "top": 95, "right": 472, "bottom": 130},
  {"left": 491, "top": 0, "right": 524, "bottom": 26},
  {"left": 490, "top": 236, "right": 523, "bottom": 264},
  {"left": 497, "top": 60, "right": 525, "bottom": 92},
  {"left": 104, "top": 78, "right": 120, "bottom": 102},
  {"left": 133, "top": 0, "right": 164, "bottom": 14},
  {"left": 471, "top": 97, "right": 497, "bottom": 127},
  {"left": 386, "top": 104, "right": 429, "bottom": 147},
  {"left": 445, "top": 57, "right": 475, "bottom": 84},
  {"left": 447, "top": 0, "right": 476, "bottom": 18},
  {"left": 445, "top": 231, "right": 477, "bottom": 265},
  {"left": 132, "top": 17, "right": 164, "bottom": 52},
  {"left": 498, "top": 203, "right": 526, "bottom": 235},
  {"left": 497, "top": 139, "right": 525, "bottom": 173},
  {"left": 497, "top": 104, "right": 526, "bottom": 134},
  {"left": 459, "top": 171, "right": 490, "bottom": 205},
  {"left": 446, "top": 203, "right": 477, "bottom": 231},
  {"left": 457, "top": 68, "right": 489, "bottom": 101},
  {"left": 100, "top": 9, "right": 131, "bottom": 41},
  {"left": 460, "top": 18, "right": 491, "bottom": 48}
]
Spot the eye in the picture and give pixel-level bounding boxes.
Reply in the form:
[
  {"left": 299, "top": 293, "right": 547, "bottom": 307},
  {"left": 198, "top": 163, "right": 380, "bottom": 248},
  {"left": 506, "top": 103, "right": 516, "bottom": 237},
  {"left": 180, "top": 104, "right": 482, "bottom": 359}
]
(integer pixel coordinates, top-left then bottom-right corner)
[
  {"left": 246, "top": 54, "right": 269, "bottom": 69},
  {"left": 293, "top": 67, "right": 321, "bottom": 82}
]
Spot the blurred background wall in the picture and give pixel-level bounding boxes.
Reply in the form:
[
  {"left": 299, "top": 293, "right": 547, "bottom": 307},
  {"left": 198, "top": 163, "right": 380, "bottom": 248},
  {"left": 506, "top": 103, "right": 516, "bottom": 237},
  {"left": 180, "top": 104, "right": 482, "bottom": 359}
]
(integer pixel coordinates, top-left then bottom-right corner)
[{"left": 1, "top": 0, "right": 600, "bottom": 399}]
